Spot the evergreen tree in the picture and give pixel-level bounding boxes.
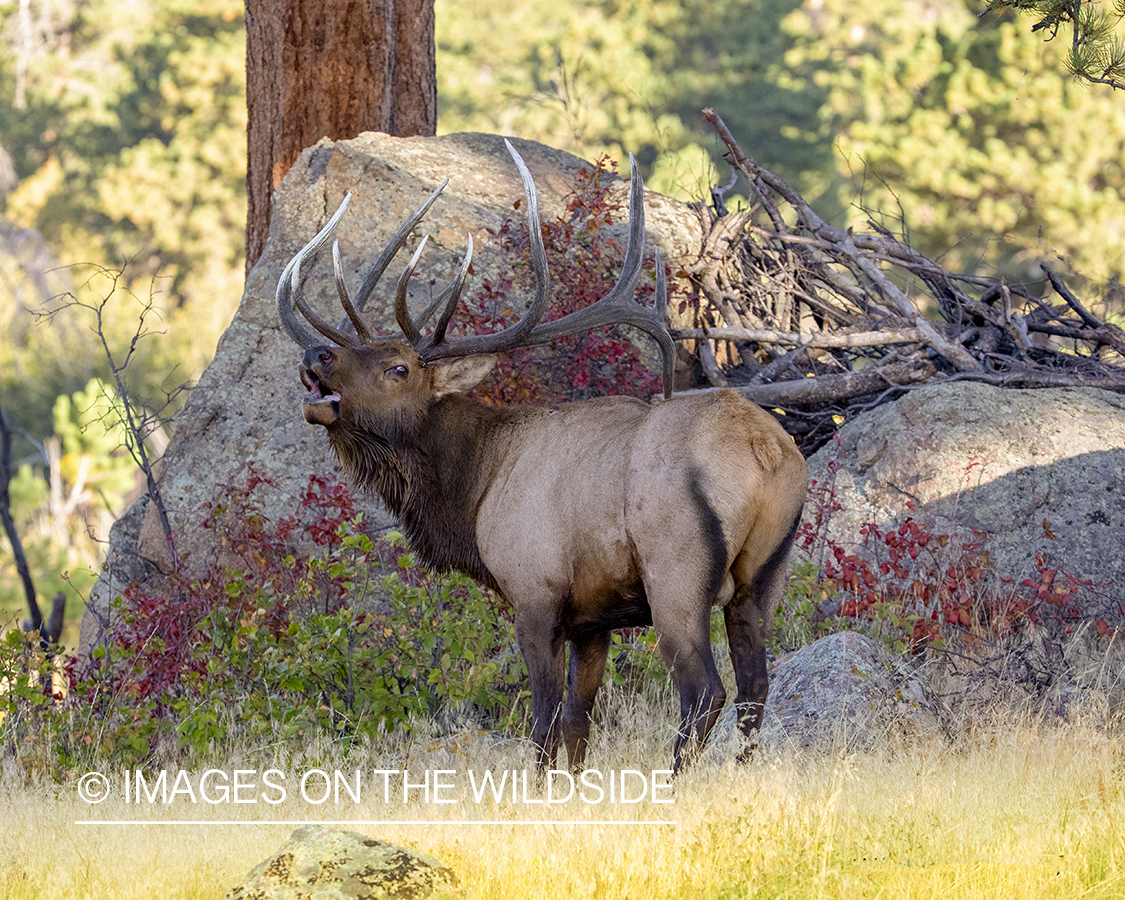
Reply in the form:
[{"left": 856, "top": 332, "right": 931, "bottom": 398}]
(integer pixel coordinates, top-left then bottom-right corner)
[
  {"left": 0, "top": 0, "right": 247, "bottom": 427},
  {"left": 435, "top": 0, "right": 835, "bottom": 206},
  {"left": 984, "top": 0, "right": 1125, "bottom": 91},
  {"left": 783, "top": 0, "right": 1125, "bottom": 283}
]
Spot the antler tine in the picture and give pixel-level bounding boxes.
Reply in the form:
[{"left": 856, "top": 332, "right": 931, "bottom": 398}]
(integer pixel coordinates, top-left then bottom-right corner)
[
  {"left": 393, "top": 232, "right": 474, "bottom": 344},
  {"left": 428, "top": 232, "right": 474, "bottom": 345},
  {"left": 291, "top": 265, "right": 365, "bottom": 348},
  {"left": 416, "top": 139, "right": 551, "bottom": 361},
  {"left": 394, "top": 236, "right": 431, "bottom": 344},
  {"left": 391, "top": 235, "right": 474, "bottom": 342},
  {"left": 277, "top": 192, "right": 358, "bottom": 349},
  {"left": 347, "top": 179, "right": 449, "bottom": 320},
  {"left": 486, "top": 140, "right": 551, "bottom": 341},
  {"left": 652, "top": 249, "right": 674, "bottom": 399},
  {"left": 332, "top": 238, "right": 375, "bottom": 343}
]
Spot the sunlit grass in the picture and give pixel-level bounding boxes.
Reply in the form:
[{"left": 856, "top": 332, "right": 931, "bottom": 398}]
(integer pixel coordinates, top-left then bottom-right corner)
[{"left": 1, "top": 697, "right": 1122, "bottom": 900}]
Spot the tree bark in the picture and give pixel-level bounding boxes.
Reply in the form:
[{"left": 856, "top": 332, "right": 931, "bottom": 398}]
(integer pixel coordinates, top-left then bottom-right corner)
[{"left": 245, "top": 0, "right": 437, "bottom": 272}]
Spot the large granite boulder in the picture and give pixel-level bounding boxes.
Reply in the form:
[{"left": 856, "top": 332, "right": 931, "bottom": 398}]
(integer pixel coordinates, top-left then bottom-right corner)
[
  {"left": 79, "top": 132, "right": 703, "bottom": 657},
  {"left": 803, "top": 382, "right": 1125, "bottom": 599}
]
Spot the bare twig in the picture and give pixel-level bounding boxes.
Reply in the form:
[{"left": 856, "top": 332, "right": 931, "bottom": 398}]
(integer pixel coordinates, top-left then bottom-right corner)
[{"left": 42, "top": 264, "right": 185, "bottom": 570}]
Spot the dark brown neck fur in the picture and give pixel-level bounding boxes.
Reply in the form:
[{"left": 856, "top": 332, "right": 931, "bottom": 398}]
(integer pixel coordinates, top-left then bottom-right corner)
[{"left": 326, "top": 394, "right": 529, "bottom": 591}]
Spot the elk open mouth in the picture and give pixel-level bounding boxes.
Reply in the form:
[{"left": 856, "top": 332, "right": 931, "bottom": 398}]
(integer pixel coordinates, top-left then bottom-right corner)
[{"left": 299, "top": 365, "right": 341, "bottom": 426}]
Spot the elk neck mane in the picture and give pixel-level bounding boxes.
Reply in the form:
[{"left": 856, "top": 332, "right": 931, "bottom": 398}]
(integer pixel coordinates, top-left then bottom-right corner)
[{"left": 325, "top": 392, "right": 533, "bottom": 591}]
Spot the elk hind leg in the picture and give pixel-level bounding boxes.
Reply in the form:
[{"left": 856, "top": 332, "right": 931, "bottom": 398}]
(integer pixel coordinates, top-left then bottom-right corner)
[
  {"left": 723, "top": 587, "right": 769, "bottom": 760},
  {"left": 561, "top": 631, "right": 611, "bottom": 772},
  {"left": 651, "top": 601, "right": 726, "bottom": 772},
  {"left": 641, "top": 477, "right": 731, "bottom": 771},
  {"left": 726, "top": 517, "right": 800, "bottom": 759}
]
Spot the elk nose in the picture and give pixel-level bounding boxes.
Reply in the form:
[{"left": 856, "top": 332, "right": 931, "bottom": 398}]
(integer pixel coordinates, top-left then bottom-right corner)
[{"left": 302, "top": 347, "right": 335, "bottom": 368}]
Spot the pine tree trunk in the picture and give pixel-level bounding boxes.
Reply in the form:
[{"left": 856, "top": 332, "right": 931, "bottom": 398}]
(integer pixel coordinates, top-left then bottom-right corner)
[{"left": 245, "top": 0, "right": 436, "bottom": 272}]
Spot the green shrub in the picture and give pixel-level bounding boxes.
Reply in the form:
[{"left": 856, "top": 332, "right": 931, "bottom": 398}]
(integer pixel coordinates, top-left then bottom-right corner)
[{"left": 1, "top": 473, "right": 527, "bottom": 777}]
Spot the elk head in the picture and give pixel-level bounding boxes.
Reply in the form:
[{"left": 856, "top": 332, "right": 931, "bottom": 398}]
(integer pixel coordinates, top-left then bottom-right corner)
[{"left": 277, "top": 140, "right": 676, "bottom": 426}]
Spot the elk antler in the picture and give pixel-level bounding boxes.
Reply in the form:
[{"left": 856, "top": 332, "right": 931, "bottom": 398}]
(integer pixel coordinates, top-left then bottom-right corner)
[
  {"left": 277, "top": 180, "right": 450, "bottom": 349},
  {"left": 277, "top": 140, "right": 676, "bottom": 398}
]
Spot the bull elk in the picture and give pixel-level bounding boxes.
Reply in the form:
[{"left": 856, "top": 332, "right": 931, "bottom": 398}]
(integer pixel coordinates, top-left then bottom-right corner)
[{"left": 278, "top": 141, "right": 807, "bottom": 772}]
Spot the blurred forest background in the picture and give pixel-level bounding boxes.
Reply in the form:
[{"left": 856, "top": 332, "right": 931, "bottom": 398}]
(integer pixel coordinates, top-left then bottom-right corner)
[{"left": 1, "top": 0, "right": 1124, "bottom": 627}]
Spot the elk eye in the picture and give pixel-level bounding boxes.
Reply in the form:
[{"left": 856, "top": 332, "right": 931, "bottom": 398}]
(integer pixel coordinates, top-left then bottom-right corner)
[{"left": 386, "top": 364, "right": 409, "bottom": 381}]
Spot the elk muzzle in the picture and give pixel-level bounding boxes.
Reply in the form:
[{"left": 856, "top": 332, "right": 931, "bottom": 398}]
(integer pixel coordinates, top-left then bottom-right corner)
[{"left": 300, "top": 347, "right": 341, "bottom": 426}]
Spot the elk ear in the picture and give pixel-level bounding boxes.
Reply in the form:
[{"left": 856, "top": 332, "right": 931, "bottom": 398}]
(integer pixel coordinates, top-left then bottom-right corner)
[{"left": 430, "top": 354, "right": 498, "bottom": 397}]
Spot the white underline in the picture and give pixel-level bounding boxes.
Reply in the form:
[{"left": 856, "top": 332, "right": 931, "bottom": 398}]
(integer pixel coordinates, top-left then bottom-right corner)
[{"left": 75, "top": 819, "right": 677, "bottom": 827}]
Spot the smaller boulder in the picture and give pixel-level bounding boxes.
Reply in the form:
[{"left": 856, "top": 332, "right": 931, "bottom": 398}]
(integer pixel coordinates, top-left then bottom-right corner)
[
  {"left": 712, "top": 632, "right": 952, "bottom": 756},
  {"left": 224, "top": 827, "right": 463, "bottom": 900},
  {"left": 803, "top": 382, "right": 1125, "bottom": 593},
  {"left": 1040, "top": 682, "right": 1112, "bottom": 728}
]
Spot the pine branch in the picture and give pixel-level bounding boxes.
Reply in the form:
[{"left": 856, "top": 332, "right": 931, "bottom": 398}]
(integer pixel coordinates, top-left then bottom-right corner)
[{"left": 986, "top": 0, "right": 1125, "bottom": 91}]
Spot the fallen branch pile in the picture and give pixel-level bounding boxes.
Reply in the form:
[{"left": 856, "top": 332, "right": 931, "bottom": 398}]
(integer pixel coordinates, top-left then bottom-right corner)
[{"left": 670, "top": 109, "right": 1125, "bottom": 452}]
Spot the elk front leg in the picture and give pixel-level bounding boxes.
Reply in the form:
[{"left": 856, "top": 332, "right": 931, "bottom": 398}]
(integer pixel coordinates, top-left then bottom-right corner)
[
  {"left": 562, "top": 631, "right": 611, "bottom": 772},
  {"left": 515, "top": 615, "right": 565, "bottom": 772}
]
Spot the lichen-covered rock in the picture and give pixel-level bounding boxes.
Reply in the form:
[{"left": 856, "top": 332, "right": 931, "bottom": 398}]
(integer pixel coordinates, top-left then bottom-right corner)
[
  {"left": 805, "top": 382, "right": 1125, "bottom": 598},
  {"left": 224, "top": 827, "right": 463, "bottom": 900},
  {"left": 711, "top": 632, "right": 952, "bottom": 755}
]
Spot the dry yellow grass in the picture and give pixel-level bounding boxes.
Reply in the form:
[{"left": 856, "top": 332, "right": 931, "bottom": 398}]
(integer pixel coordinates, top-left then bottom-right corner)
[{"left": 1, "top": 706, "right": 1122, "bottom": 900}]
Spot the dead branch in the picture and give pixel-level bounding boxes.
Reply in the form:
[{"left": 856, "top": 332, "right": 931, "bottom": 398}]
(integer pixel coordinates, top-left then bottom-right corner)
[
  {"left": 678, "top": 109, "right": 1125, "bottom": 451},
  {"left": 0, "top": 403, "right": 40, "bottom": 633},
  {"left": 671, "top": 325, "right": 926, "bottom": 349},
  {"left": 41, "top": 264, "right": 186, "bottom": 571},
  {"left": 677, "top": 360, "right": 935, "bottom": 408}
]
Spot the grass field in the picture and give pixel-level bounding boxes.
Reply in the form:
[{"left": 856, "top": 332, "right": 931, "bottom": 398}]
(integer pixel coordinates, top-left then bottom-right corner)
[{"left": 1, "top": 707, "right": 1122, "bottom": 900}]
